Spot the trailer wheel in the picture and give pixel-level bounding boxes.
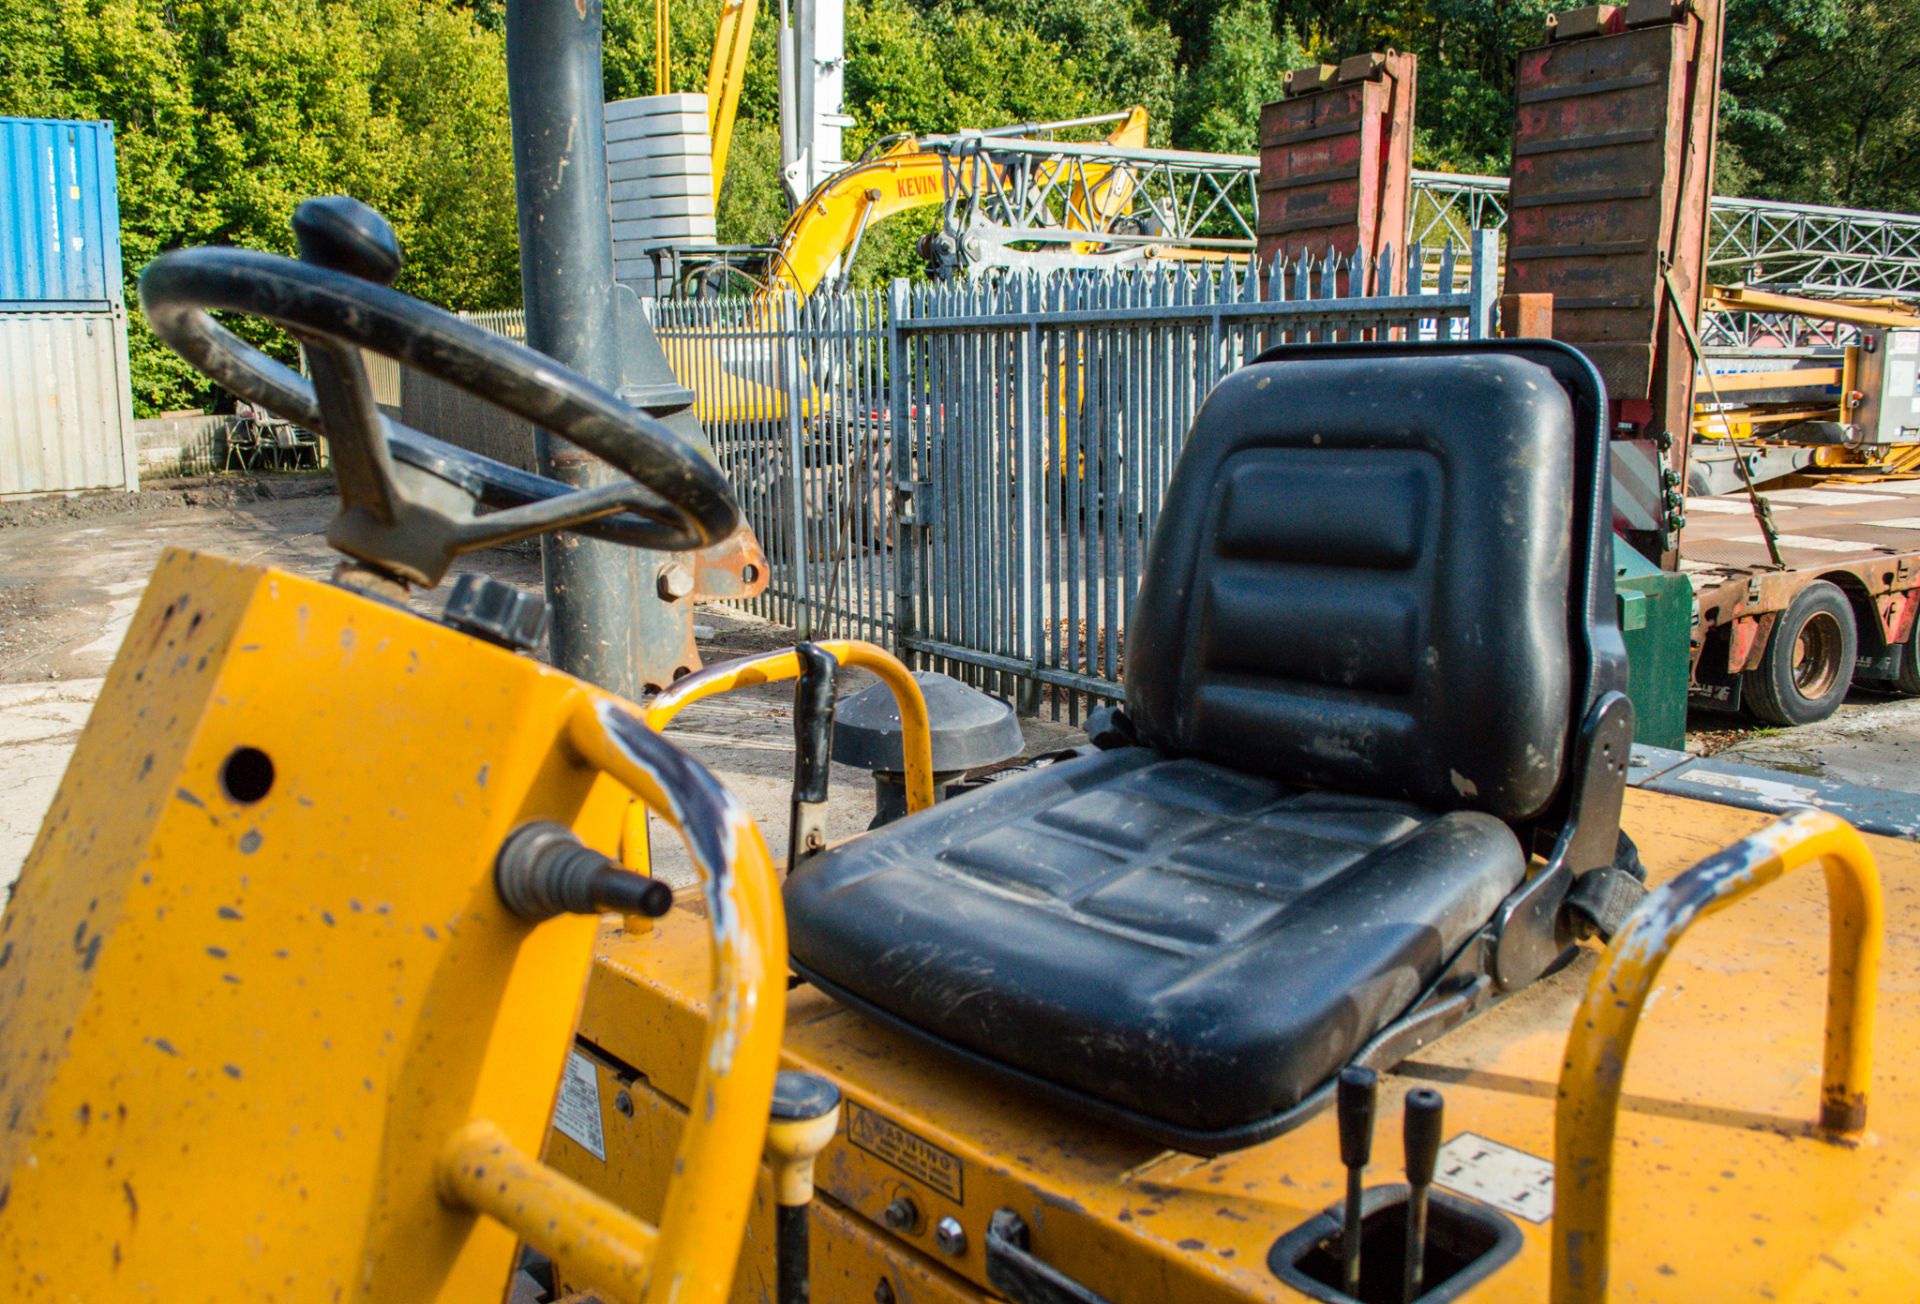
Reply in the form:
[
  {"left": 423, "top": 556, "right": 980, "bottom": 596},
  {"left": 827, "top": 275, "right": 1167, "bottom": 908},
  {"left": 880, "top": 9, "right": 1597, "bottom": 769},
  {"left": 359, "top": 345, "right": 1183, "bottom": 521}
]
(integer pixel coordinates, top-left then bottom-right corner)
[
  {"left": 1744, "top": 580, "right": 1857, "bottom": 726},
  {"left": 1895, "top": 617, "right": 1920, "bottom": 696}
]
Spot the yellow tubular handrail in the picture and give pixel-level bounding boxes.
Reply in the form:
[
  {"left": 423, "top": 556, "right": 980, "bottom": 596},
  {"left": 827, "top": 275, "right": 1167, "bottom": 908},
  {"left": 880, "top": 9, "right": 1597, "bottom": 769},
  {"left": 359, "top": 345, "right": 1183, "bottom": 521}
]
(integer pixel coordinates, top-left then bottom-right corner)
[
  {"left": 645, "top": 640, "right": 937, "bottom": 814},
  {"left": 1551, "top": 809, "right": 1883, "bottom": 1304},
  {"left": 438, "top": 1119, "right": 659, "bottom": 1300},
  {"left": 438, "top": 695, "right": 787, "bottom": 1304}
]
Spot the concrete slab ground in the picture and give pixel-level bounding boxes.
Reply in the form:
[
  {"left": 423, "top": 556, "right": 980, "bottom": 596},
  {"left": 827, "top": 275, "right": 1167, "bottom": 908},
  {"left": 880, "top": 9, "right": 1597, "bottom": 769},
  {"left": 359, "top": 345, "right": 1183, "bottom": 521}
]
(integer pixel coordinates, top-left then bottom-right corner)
[
  {"left": 0, "top": 480, "right": 1077, "bottom": 896},
  {"left": 1716, "top": 694, "right": 1920, "bottom": 794}
]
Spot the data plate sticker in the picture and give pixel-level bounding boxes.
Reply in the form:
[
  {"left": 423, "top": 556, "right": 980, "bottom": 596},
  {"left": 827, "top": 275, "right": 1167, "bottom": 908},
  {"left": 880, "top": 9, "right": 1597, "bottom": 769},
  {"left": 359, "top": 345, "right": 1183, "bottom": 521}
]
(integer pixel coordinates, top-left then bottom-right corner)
[
  {"left": 553, "top": 1050, "right": 607, "bottom": 1161},
  {"left": 1434, "top": 1132, "right": 1554, "bottom": 1223},
  {"left": 845, "top": 1101, "right": 964, "bottom": 1201}
]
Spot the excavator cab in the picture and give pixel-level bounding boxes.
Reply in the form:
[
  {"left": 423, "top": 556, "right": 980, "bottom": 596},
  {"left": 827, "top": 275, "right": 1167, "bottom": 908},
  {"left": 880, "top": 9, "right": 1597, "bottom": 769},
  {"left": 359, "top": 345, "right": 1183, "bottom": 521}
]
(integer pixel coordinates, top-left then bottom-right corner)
[{"left": 782, "top": 340, "right": 1637, "bottom": 1153}]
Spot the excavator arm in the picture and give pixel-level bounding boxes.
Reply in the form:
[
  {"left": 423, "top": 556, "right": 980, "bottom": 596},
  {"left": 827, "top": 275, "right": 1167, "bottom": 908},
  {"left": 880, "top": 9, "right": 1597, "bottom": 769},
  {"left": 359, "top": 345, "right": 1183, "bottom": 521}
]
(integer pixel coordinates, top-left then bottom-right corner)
[
  {"left": 705, "top": 0, "right": 759, "bottom": 199},
  {"left": 761, "top": 107, "right": 1151, "bottom": 297}
]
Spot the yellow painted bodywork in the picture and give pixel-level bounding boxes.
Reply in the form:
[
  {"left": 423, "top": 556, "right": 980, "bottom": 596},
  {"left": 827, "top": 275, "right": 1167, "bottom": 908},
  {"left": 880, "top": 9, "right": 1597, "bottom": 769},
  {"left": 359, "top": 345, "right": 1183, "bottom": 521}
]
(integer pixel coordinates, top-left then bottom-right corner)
[
  {"left": 620, "top": 639, "right": 934, "bottom": 887},
  {"left": 1552, "top": 809, "right": 1882, "bottom": 1302},
  {"left": 646, "top": 638, "right": 935, "bottom": 812},
  {"left": 0, "top": 550, "right": 785, "bottom": 1304},
  {"left": 12, "top": 547, "right": 1920, "bottom": 1303},
  {"left": 559, "top": 791, "right": 1920, "bottom": 1302}
]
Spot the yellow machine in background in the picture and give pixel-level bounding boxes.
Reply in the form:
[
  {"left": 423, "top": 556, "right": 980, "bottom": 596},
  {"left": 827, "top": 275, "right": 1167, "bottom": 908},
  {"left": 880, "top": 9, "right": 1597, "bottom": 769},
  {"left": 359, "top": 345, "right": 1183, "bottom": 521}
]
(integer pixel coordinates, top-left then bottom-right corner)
[
  {"left": 5, "top": 199, "right": 1920, "bottom": 1304},
  {"left": 1697, "top": 284, "right": 1920, "bottom": 474},
  {"left": 656, "top": 107, "right": 1150, "bottom": 426},
  {"left": 754, "top": 106, "right": 1151, "bottom": 299}
]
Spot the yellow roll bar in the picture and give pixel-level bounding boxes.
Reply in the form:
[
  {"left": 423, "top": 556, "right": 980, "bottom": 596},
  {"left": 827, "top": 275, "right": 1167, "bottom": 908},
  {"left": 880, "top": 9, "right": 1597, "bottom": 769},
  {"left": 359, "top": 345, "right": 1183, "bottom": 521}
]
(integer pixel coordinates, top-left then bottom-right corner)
[
  {"left": 1551, "top": 809, "right": 1883, "bottom": 1304},
  {"left": 645, "top": 640, "right": 936, "bottom": 814},
  {"left": 438, "top": 696, "right": 788, "bottom": 1304}
]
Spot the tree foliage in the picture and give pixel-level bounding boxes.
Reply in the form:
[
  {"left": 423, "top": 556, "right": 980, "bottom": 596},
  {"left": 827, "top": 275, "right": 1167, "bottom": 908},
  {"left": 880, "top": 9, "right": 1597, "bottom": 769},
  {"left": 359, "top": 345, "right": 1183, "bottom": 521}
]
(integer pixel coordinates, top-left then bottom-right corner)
[
  {"left": 1, "top": 0, "right": 517, "bottom": 413},
  {"left": 3, "top": 0, "right": 1915, "bottom": 410}
]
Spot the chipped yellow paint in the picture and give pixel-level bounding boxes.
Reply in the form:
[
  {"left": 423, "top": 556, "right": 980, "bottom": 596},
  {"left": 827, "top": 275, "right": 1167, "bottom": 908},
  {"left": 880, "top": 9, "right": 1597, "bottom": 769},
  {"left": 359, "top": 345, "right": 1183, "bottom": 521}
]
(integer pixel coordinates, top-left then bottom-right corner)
[
  {"left": 0, "top": 550, "right": 785, "bottom": 1304},
  {"left": 644, "top": 640, "right": 935, "bottom": 814},
  {"left": 1552, "top": 808, "right": 1883, "bottom": 1304},
  {"left": 567, "top": 788, "right": 1920, "bottom": 1302}
]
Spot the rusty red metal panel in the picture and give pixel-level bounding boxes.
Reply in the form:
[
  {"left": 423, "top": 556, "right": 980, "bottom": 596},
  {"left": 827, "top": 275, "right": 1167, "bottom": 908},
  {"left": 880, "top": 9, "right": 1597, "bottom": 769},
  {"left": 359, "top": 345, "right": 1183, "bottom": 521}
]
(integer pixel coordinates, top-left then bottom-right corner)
[
  {"left": 1504, "top": 0, "right": 1723, "bottom": 566},
  {"left": 1257, "top": 52, "right": 1416, "bottom": 291},
  {"left": 1501, "top": 292, "right": 1556, "bottom": 337}
]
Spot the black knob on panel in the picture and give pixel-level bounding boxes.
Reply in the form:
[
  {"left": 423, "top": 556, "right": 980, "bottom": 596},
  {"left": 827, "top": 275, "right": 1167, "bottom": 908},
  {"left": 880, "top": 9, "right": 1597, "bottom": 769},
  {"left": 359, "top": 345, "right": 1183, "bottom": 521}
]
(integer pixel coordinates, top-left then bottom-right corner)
[
  {"left": 1337, "top": 1066, "right": 1378, "bottom": 1170},
  {"left": 444, "top": 573, "right": 550, "bottom": 654}
]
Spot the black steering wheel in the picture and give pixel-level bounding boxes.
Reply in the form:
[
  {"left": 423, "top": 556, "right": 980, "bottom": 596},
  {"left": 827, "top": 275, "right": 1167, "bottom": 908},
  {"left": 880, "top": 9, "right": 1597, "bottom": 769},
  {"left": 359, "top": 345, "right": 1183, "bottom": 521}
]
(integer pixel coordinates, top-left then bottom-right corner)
[{"left": 139, "top": 196, "right": 740, "bottom": 587}]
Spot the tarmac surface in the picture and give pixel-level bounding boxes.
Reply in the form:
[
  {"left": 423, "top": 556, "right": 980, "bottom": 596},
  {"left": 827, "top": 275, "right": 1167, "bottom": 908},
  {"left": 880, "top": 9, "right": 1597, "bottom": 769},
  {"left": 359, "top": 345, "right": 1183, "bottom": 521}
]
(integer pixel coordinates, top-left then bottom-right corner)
[{"left": 2, "top": 477, "right": 1916, "bottom": 896}]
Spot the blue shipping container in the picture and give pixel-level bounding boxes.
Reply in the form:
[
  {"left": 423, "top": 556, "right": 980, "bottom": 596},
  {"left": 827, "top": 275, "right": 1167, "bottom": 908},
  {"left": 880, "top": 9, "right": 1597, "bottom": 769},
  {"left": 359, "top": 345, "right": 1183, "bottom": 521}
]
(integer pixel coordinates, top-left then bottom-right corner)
[{"left": 1, "top": 118, "right": 123, "bottom": 309}]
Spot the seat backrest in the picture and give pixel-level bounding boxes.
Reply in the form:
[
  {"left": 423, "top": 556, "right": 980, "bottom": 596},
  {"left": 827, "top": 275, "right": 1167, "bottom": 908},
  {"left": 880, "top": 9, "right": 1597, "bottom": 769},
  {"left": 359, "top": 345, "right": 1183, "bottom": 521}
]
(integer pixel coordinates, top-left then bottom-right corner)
[{"left": 1125, "top": 345, "right": 1607, "bottom": 823}]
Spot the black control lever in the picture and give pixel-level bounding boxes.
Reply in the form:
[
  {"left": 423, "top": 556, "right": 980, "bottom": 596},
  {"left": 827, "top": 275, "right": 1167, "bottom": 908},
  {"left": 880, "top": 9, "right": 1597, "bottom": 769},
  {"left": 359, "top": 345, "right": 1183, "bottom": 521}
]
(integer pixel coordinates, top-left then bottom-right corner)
[
  {"left": 787, "top": 642, "right": 838, "bottom": 875},
  {"left": 1336, "top": 1066, "right": 1378, "bottom": 1298},
  {"left": 495, "top": 821, "right": 673, "bottom": 921},
  {"left": 1402, "top": 1088, "right": 1445, "bottom": 1304}
]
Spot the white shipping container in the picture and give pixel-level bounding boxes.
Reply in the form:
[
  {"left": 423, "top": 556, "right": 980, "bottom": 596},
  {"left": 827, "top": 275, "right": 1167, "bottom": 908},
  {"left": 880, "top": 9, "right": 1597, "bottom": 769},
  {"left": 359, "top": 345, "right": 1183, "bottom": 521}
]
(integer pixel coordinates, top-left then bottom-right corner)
[{"left": 0, "top": 309, "right": 138, "bottom": 497}]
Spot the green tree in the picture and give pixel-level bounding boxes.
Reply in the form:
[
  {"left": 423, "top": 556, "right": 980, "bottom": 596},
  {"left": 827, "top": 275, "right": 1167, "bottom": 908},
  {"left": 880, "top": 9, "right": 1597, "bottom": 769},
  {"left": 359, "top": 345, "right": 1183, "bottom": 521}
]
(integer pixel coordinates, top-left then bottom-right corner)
[
  {"left": 1, "top": 0, "right": 519, "bottom": 413},
  {"left": 1175, "top": 0, "right": 1306, "bottom": 153}
]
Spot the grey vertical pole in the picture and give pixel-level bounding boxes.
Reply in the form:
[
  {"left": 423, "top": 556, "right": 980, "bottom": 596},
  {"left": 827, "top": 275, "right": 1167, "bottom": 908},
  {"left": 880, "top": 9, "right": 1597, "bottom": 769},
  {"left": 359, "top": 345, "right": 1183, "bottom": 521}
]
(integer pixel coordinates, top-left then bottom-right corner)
[
  {"left": 506, "top": 0, "right": 642, "bottom": 698},
  {"left": 887, "top": 277, "right": 914, "bottom": 664},
  {"left": 1017, "top": 280, "right": 1042, "bottom": 715},
  {"left": 1469, "top": 228, "right": 1500, "bottom": 339}
]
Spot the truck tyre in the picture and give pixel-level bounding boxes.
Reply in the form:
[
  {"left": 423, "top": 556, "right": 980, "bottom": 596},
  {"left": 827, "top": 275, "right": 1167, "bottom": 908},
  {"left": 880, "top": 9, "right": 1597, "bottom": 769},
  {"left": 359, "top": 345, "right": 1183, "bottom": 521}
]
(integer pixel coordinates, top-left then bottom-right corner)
[
  {"left": 1895, "top": 616, "right": 1920, "bottom": 696},
  {"left": 1744, "top": 580, "right": 1857, "bottom": 726}
]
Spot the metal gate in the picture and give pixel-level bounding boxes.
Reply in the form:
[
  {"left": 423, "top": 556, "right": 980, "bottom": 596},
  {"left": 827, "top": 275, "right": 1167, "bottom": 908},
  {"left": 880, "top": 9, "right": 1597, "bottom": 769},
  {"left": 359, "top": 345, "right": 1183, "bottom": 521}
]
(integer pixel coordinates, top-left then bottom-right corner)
[{"left": 652, "top": 232, "right": 1498, "bottom": 712}]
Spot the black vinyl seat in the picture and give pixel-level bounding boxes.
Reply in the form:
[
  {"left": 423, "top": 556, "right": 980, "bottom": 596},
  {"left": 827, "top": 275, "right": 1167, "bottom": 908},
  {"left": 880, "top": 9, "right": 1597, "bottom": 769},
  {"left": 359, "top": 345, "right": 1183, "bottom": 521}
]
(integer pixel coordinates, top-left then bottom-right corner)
[{"left": 786, "top": 343, "right": 1632, "bottom": 1152}]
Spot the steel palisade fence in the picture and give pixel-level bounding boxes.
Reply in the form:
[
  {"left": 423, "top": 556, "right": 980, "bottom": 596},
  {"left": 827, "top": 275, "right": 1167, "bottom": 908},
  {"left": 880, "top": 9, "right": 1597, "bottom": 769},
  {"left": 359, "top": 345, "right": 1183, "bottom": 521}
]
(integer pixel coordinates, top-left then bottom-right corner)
[{"left": 652, "top": 232, "right": 1498, "bottom": 716}]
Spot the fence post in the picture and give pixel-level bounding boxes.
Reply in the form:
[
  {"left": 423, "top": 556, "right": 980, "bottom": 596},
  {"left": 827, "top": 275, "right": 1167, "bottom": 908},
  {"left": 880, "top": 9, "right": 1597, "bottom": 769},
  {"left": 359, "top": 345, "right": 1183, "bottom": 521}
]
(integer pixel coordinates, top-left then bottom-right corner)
[
  {"left": 1469, "top": 228, "right": 1500, "bottom": 339},
  {"left": 782, "top": 292, "right": 812, "bottom": 637},
  {"left": 1018, "top": 277, "right": 1043, "bottom": 715},
  {"left": 887, "top": 277, "right": 916, "bottom": 665}
]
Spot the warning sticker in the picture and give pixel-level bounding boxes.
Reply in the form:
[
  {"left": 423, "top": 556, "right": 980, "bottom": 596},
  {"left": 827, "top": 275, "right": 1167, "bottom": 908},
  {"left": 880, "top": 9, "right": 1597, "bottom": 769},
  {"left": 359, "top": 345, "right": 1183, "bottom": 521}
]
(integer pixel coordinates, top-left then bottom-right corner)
[
  {"left": 846, "top": 1101, "right": 964, "bottom": 1202},
  {"left": 553, "top": 1050, "right": 607, "bottom": 1161},
  {"left": 1434, "top": 1132, "right": 1554, "bottom": 1224}
]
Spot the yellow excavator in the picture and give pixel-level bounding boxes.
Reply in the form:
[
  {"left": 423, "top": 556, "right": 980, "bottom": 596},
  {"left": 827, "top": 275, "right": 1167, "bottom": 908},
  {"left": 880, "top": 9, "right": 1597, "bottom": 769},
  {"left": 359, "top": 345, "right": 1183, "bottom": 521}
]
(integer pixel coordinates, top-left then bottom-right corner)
[
  {"left": 660, "top": 107, "right": 1151, "bottom": 301},
  {"left": 5, "top": 189, "right": 1917, "bottom": 1304},
  {"left": 654, "top": 107, "right": 1151, "bottom": 426}
]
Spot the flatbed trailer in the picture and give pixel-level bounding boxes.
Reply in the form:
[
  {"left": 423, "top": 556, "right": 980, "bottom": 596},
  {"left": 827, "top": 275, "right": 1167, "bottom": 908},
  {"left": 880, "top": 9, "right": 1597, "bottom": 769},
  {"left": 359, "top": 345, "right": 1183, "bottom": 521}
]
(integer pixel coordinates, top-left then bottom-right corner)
[{"left": 1679, "top": 477, "right": 1920, "bottom": 721}]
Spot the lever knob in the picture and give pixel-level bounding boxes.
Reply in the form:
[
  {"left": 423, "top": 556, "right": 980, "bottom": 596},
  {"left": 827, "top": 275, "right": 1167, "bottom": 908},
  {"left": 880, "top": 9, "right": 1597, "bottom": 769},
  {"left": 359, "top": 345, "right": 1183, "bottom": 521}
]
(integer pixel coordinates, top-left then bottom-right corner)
[
  {"left": 495, "top": 821, "right": 673, "bottom": 922},
  {"left": 1403, "top": 1087, "right": 1445, "bottom": 1187},
  {"left": 445, "top": 573, "right": 550, "bottom": 654},
  {"left": 1337, "top": 1066, "right": 1378, "bottom": 1170},
  {"left": 292, "top": 195, "right": 403, "bottom": 286}
]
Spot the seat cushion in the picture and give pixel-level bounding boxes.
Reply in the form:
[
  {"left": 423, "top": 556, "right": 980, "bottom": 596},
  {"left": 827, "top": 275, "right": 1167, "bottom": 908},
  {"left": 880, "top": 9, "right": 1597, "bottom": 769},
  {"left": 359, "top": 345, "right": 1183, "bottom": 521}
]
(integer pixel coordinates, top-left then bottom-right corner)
[
  {"left": 1124, "top": 353, "right": 1575, "bottom": 822},
  {"left": 785, "top": 748, "right": 1526, "bottom": 1142}
]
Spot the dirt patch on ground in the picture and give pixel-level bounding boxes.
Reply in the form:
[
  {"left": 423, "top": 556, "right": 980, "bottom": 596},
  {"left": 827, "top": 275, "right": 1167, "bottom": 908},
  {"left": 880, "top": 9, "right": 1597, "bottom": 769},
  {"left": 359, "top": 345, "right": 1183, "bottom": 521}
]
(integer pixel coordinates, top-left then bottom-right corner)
[{"left": 0, "top": 474, "right": 334, "bottom": 533}]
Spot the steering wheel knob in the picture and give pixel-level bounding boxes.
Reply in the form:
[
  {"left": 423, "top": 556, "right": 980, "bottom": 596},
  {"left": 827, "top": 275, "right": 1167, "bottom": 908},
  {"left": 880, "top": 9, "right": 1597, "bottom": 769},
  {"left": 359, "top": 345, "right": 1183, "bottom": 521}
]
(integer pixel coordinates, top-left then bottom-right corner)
[{"left": 293, "top": 196, "right": 403, "bottom": 286}]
